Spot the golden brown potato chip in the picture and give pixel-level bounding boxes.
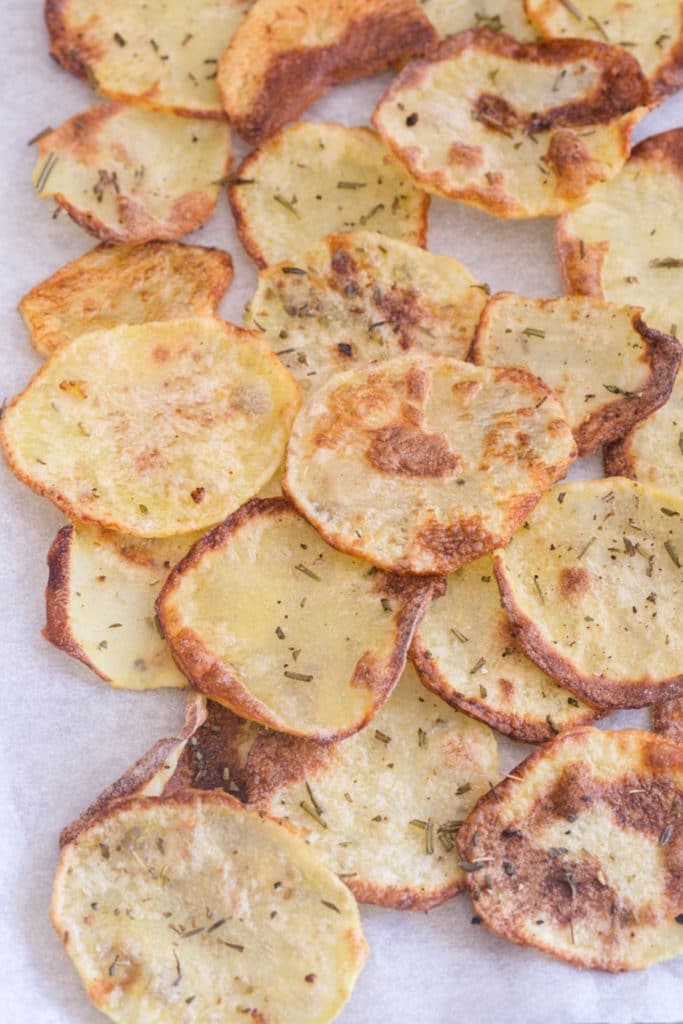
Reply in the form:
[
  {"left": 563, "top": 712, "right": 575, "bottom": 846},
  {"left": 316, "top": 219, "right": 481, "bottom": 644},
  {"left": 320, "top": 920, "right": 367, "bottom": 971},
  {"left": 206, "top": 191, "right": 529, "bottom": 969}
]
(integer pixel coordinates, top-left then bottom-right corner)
[
  {"left": 32, "top": 104, "right": 231, "bottom": 243},
  {"left": 53, "top": 791, "right": 367, "bottom": 1023},
  {"left": 218, "top": 0, "right": 437, "bottom": 144},
  {"left": 158, "top": 497, "right": 435, "bottom": 740},
  {"left": 458, "top": 727, "right": 683, "bottom": 971},
  {"left": 420, "top": 0, "right": 536, "bottom": 39},
  {"left": 472, "top": 294, "right": 681, "bottom": 455},
  {"left": 229, "top": 121, "right": 429, "bottom": 266},
  {"left": 652, "top": 697, "right": 683, "bottom": 746},
  {"left": 45, "top": 0, "right": 253, "bottom": 117},
  {"left": 373, "top": 29, "right": 649, "bottom": 218},
  {"left": 411, "top": 555, "right": 600, "bottom": 743},
  {"left": 19, "top": 241, "right": 233, "bottom": 358},
  {"left": 496, "top": 478, "right": 683, "bottom": 709},
  {"left": 284, "top": 353, "right": 577, "bottom": 575},
  {"left": 1, "top": 318, "right": 299, "bottom": 537}
]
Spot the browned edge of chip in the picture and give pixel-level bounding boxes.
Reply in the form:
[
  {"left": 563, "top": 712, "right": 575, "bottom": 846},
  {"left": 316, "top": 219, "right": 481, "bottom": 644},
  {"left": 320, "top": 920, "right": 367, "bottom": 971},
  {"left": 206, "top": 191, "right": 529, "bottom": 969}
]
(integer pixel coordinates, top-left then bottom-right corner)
[
  {"left": 602, "top": 434, "right": 636, "bottom": 479},
  {"left": 652, "top": 34, "right": 683, "bottom": 99},
  {"left": 652, "top": 697, "right": 683, "bottom": 746}
]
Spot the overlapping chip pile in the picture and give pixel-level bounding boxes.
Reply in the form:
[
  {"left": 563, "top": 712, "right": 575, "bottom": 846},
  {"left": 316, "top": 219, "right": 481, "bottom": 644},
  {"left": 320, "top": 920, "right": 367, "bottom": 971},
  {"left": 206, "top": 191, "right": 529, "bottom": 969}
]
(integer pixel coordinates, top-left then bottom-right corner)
[{"left": 8, "top": 0, "right": 683, "bottom": 1017}]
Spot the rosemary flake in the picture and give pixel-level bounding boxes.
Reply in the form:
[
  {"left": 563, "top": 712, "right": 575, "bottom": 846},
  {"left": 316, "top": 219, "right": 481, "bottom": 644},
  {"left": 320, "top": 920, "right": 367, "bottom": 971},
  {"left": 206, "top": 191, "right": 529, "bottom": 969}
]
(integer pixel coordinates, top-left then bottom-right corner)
[
  {"left": 664, "top": 541, "right": 680, "bottom": 568},
  {"left": 273, "top": 194, "right": 300, "bottom": 218},
  {"left": 284, "top": 670, "right": 313, "bottom": 682},
  {"left": 295, "top": 563, "right": 320, "bottom": 581}
]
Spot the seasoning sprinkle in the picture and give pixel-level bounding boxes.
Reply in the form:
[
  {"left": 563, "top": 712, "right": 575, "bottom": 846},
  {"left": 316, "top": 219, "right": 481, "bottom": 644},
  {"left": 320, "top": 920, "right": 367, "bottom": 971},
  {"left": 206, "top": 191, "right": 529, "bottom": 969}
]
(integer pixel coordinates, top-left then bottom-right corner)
[
  {"left": 337, "top": 181, "right": 367, "bottom": 189},
  {"left": 321, "top": 900, "right": 341, "bottom": 913},
  {"left": 649, "top": 257, "right": 683, "bottom": 268},
  {"left": 305, "top": 782, "right": 324, "bottom": 818},
  {"left": 300, "top": 800, "right": 328, "bottom": 829},
  {"left": 425, "top": 818, "right": 434, "bottom": 855},
  {"left": 450, "top": 626, "right": 469, "bottom": 643},
  {"left": 284, "top": 671, "right": 314, "bottom": 682},
  {"left": 558, "top": 0, "right": 583, "bottom": 18},
  {"left": 295, "top": 563, "right": 320, "bottom": 581},
  {"left": 660, "top": 824, "right": 673, "bottom": 846},
  {"left": 35, "top": 152, "right": 58, "bottom": 193},
  {"left": 273, "top": 194, "right": 300, "bottom": 218},
  {"left": 206, "top": 917, "right": 228, "bottom": 934},
  {"left": 374, "top": 729, "right": 391, "bottom": 744},
  {"left": 418, "top": 728, "right": 427, "bottom": 747},
  {"left": 664, "top": 541, "right": 681, "bottom": 568}
]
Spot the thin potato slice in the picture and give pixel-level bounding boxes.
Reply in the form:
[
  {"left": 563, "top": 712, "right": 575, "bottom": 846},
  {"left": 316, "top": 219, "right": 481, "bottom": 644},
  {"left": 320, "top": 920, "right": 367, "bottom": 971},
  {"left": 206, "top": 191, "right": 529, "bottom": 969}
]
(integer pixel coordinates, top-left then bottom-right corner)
[
  {"left": 458, "top": 728, "right": 683, "bottom": 971},
  {"left": 496, "top": 478, "right": 683, "bottom": 709},
  {"left": 53, "top": 791, "right": 367, "bottom": 1023},
  {"left": 472, "top": 294, "right": 681, "bottom": 455},
  {"left": 19, "top": 242, "right": 233, "bottom": 358},
  {"left": 158, "top": 498, "right": 435, "bottom": 740},
  {"left": 246, "top": 230, "right": 487, "bottom": 395},
  {"left": 32, "top": 104, "right": 231, "bottom": 243},
  {"left": 284, "top": 353, "right": 577, "bottom": 575},
  {"left": 1, "top": 318, "right": 299, "bottom": 537},
  {"left": 411, "top": 555, "right": 599, "bottom": 743},
  {"left": 420, "top": 0, "right": 536, "bottom": 40},
  {"left": 373, "top": 30, "right": 649, "bottom": 218},
  {"left": 218, "top": 0, "right": 437, "bottom": 144},
  {"left": 45, "top": 0, "right": 253, "bottom": 117},
  {"left": 229, "top": 122, "right": 429, "bottom": 267},
  {"left": 652, "top": 697, "right": 683, "bottom": 746}
]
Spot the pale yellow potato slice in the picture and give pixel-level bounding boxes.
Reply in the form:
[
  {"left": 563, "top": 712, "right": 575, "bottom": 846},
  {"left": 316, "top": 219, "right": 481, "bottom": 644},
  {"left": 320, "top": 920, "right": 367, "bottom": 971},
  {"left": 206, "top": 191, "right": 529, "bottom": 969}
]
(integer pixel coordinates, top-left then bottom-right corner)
[
  {"left": 1, "top": 318, "right": 299, "bottom": 537},
  {"left": 459, "top": 728, "right": 683, "bottom": 971},
  {"left": 419, "top": 0, "right": 536, "bottom": 39},
  {"left": 472, "top": 294, "right": 681, "bottom": 455},
  {"left": 229, "top": 121, "right": 429, "bottom": 266},
  {"left": 32, "top": 104, "right": 231, "bottom": 243},
  {"left": 53, "top": 791, "right": 367, "bottom": 1023},
  {"left": 496, "top": 478, "right": 683, "bottom": 708}
]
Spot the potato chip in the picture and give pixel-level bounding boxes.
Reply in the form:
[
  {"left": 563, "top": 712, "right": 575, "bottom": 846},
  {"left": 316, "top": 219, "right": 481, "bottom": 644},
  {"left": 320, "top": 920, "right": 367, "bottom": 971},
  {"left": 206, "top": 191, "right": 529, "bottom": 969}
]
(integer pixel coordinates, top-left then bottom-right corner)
[
  {"left": 218, "top": 0, "right": 437, "bottom": 144},
  {"left": 32, "top": 104, "right": 231, "bottom": 243},
  {"left": 495, "top": 478, "right": 683, "bottom": 709},
  {"left": 229, "top": 121, "right": 429, "bottom": 266},
  {"left": 19, "top": 242, "right": 233, "bottom": 358},
  {"left": 653, "top": 697, "right": 683, "bottom": 746},
  {"left": 373, "top": 30, "right": 649, "bottom": 218},
  {"left": 458, "top": 727, "right": 683, "bottom": 971},
  {"left": 284, "top": 353, "right": 576, "bottom": 575},
  {"left": 158, "top": 498, "right": 435, "bottom": 740},
  {"left": 1, "top": 318, "right": 299, "bottom": 537},
  {"left": 53, "top": 791, "right": 367, "bottom": 1023},
  {"left": 411, "top": 555, "right": 600, "bottom": 742},
  {"left": 45, "top": 0, "right": 253, "bottom": 117},
  {"left": 472, "top": 294, "right": 681, "bottom": 455},
  {"left": 420, "top": 0, "right": 536, "bottom": 39},
  {"left": 246, "top": 230, "right": 487, "bottom": 395}
]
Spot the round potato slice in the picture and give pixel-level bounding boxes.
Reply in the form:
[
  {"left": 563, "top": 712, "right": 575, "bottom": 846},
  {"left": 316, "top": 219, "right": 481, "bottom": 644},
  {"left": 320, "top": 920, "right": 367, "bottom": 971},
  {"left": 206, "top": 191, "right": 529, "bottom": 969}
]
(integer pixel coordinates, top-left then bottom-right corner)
[
  {"left": 158, "top": 498, "right": 435, "bottom": 740},
  {"left": 421, "top": 0, "right": 536, "bottom": 40},
  {"left": 284, "top": 353, "right": 577, "bottom": 575},
  {"left": 472, "top": 294, "right": 681, "bottom": 455},
  {"left": 229, "top": 121, "right": 429, "bottom": 266},
  {"left": 246, "top": 230, "right": 487, "bottom": 395},
  {"left": 557, "top": 130, "right": 683, "bottom": 335},
  {"left": 411, "top": 555, "right": 599, "bottom": 743},
  {"left": 372, "top": 30, "right": 649, "bottom": 219},
  {"left": 1, "top": 318, "right": 299, "bottom": 538},
  {"left": 458, "top": 728, "right": 683, "bottom": 972},
  {"left": 19, "top": 242, "right": 233, "bottom": 358},
  {"left": 32, "top": 104, "right": 231, "bottom": 243},
  {"left": 45, "top": 0, "right": 253, "bottom": 117},
  {"left": 52, "top": 791, "right": 367, "bottom": 1024},
  {"left": 496, "top": 478, "right": 683, "bottom": 708}
]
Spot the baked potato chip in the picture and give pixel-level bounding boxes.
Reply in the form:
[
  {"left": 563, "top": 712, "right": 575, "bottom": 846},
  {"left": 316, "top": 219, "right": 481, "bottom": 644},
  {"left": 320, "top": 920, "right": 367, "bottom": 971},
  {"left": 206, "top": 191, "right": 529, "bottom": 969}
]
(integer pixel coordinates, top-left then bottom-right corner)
[
  {"left": 218, "top": 0, "right": 437, "bottom": 144},
  {"left": 158, "top": 498, "right": 435, "bottom": 740},
  {"left": 411, "top": 555, "right": 600, "bottom": 743},
  {"left": 557, "top": 130, "right": 683, "bottom": 334},
  {"left": 458, "top": 728, "right": 683, "bottom": 971},
  {"left": 496, "top": 478, "right": 683, "bottom": 709},
  {"left": 19, "top": 242, "right": 233, "bottom": 358},
  {"left": 653, "top": 697, "right": 683, "bottom": 746},
  {"left": 52, "top": 791, "right": 367, "bottom": 1023},
  {"left": 1, "top": 318, "right": 299, "bottom": 537},
  {"left": 420, "top": 0, "right": 536, "bottom": 40},
  {"left": 32, "top": 104, "right": 231, "bottom": 243},
  {"left": 229, "top": 121, "right": 429, "bottom": 266},
  {"left": 246, "top": 230, "right": 487, "bottom": 395},
  {"left": 472, "top": 294, "right": 681, "bottom": 455},
  {"left": 372, "top": 30, "right": 649, "bottom": 218},
  {"left": 46, "top": 0, "right": 253, "bottom": 117},
  {"left": 284, "top": 353, "right": 577, "bottom": 575}
]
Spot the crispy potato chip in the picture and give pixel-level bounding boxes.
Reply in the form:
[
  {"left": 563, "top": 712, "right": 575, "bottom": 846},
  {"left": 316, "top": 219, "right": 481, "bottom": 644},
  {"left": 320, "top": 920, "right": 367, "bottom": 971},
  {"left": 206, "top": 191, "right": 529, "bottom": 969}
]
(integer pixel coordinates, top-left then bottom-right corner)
[
  {"left": 411, "top": 555, "right": 600, "bottom": 743},
  {"left": 472, "top": 294, "right": 681, "bottom": 455},
  {"left": 495, "top": 478, "right": 683, "bottom": 709},
  {"left": 218, "top": 0, "right": 437, "bottom": 144},
  {"left": 1, "top": 318, "right": 299, "bottom": 537},
  {"left": 653, "top": 697, "right": 683, "bottom": 746},
  {"left": 458, "top": 728, "right": 683, "bottom": 971},
  {"left": 19, "top": 242, "right": 233, "bottom": 358},
  {"left": 284, "top": 353, "right": 576, "bottom": 575},
  {"left": 45, "top": 0, "right": 253, "bottom": 117},
  {"left": 373, "top": 30, "right": 649, "bottom": 218},
  {"left": 557, "top": 130, "right": 683, "bottom": 334},
  {"left": 420, "top": 0, "right": 536, "bottom": 39},
  {"left": 53, "top": 791, "right": 367, "bottom": 1023},
  {"left": 158, "top": 498, "right": 434, "bottom": 740},
  {"left": 246, "top": 230, "right": 487, "bottom": 394},
  {"left": 229, "top": 121, "right": 429, "bottom": 266},
  {"left": 525, "top": 0, "right": 683, "bottom": 97},
  {"left": 32, "top": 104, "right": 231, "bottom": 243}
]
